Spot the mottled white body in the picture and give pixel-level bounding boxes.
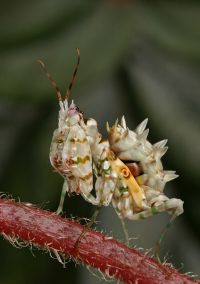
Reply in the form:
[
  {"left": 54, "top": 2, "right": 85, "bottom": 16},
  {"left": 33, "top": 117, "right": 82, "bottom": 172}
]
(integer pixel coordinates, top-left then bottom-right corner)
[{"left": 50, "top": 98, "right": 184, "bottom": 219}]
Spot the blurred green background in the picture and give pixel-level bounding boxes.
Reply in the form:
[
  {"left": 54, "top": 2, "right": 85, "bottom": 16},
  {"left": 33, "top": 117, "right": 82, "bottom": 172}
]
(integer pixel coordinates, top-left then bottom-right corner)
[{"left": 0, "top": 1, "right": 200, "bottom": 283}]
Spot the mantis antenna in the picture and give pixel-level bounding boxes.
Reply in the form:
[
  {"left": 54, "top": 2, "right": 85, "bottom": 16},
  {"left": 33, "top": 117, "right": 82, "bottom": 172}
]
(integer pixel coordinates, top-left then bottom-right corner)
[
  {"left": 37, "top": 59, "right": 62, "bottom": 102},
  {"left": 65, "top": 48, "right": 80, "bottom": 99}
]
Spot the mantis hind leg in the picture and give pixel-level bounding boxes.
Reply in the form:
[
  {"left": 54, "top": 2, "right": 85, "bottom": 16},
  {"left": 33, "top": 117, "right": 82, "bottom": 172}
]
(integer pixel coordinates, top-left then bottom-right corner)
[
  {"left": 56, "top": 180, "right": 69, "bottom": 214},
  {"left": 154, "top": 213, "right": 177, "bottom": 263},
  {"left": 119, "top": 217, "right": 130, "bottom": 246},
  {"left": 74, "top": 206, "right": 101, "bottom": 249},
  {"left": 152, "top": 198, "right": 183, "bottom": 262}
]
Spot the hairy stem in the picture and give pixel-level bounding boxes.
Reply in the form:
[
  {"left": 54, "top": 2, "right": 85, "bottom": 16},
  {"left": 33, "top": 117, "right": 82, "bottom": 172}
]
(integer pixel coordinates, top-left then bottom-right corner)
[{"left": 0, "top": 198, "right": 199, "bottom": 284}]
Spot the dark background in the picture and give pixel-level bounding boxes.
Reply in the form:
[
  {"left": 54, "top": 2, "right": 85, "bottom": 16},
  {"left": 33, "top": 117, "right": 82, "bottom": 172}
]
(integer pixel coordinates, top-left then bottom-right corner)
[{"left": 0, "top": 1, "right": 200, "bottom": 283}]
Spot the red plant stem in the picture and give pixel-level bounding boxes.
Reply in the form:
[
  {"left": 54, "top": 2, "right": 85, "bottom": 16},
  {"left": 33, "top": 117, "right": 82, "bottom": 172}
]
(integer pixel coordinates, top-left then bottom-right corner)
[{"left": 0, "top": 198, "right": 199, "bottom": 284}]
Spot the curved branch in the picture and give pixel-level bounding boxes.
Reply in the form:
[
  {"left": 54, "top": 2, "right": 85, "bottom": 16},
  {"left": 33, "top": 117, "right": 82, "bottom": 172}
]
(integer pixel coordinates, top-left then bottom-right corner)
[{"left": 0, "top": 198, "right": 199, "bottom": 284}]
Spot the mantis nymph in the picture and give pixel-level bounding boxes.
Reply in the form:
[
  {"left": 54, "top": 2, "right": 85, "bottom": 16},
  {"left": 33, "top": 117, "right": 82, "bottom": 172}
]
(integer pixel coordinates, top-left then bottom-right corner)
[{"left": 38, "top": 49, "right": 184, "bottom": 252}]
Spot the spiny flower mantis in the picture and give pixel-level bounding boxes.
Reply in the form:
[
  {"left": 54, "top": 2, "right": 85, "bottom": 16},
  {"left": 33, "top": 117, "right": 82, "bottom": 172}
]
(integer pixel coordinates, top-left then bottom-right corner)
[{"left": 38, "top": 49, "right": 183, "bottom": 251}]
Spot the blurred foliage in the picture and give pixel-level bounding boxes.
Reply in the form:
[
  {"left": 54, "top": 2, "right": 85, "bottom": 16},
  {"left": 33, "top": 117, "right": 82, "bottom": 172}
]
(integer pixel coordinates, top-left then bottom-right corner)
[{"left": 0, "top": 1, "right": 200, "bottom": 283}]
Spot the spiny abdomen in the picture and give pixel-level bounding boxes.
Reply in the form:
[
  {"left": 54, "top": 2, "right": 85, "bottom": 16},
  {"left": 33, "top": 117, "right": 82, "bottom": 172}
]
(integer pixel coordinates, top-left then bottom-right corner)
[{"left": 107, "top": 116, "right": 178, "bottom": 193}]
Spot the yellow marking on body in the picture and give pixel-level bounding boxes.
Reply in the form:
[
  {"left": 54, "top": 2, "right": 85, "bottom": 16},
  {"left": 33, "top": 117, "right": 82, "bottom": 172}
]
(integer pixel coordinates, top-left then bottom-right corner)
[
  {"left": 80, "top": 172, "right": 93, "bottom": 181},
  {"left": 136, "top": 175, "right": 144, "bottom": 185},
  {"left": 70, "top": 137, "right": 87, "bottom": 143},
  {"left": 56, "top": 138, "right": 64, "bottom": 144},
  {"left": 75, "top": 155, "right": 90, "bottom": 164},
  {"left": 110, "top": 158, "right": 144, "bottom": 208}
]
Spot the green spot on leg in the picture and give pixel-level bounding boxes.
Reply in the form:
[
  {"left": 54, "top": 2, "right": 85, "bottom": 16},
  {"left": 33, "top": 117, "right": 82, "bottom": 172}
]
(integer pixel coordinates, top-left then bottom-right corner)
[
  {"left": 119, "top": 186, "right": 128, "bottom": 194},
  {"left": 139, "top": 213, "right": 145, "bottom": 219},
  {"left": 151, "top": 207, "right": 158, "bottom": 215},
  {"left": 103, "top": 166, "right": 111, "bottom": 175}
]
